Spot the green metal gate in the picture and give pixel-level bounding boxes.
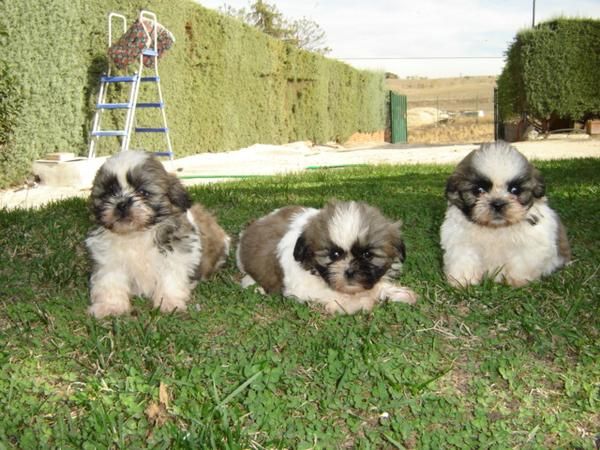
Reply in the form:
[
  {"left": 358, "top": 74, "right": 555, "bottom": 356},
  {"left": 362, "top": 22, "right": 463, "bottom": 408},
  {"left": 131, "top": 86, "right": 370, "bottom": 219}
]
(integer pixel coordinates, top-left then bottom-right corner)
[{"left": 390, "top": 92, "right": 408, "bottom": 143}]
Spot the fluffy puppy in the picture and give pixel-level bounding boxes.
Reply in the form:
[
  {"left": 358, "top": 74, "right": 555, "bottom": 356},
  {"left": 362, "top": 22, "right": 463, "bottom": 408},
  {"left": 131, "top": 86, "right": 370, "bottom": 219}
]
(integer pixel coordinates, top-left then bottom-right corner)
[
  {"left": 236, "top": 201, "right": 417, "bottom": 314},
  {"left": 86, "top": 151, "right": 230, "bottom": 318},
  {"left": 440, "top": 141, "right": 571, "bottom": 287}
]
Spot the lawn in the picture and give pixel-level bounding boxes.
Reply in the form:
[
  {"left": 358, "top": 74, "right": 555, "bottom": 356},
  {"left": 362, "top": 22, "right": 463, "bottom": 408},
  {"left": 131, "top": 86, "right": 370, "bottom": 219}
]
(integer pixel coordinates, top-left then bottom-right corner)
[{"left": 0, "top": 159, "right": 598, "bottom": 449}]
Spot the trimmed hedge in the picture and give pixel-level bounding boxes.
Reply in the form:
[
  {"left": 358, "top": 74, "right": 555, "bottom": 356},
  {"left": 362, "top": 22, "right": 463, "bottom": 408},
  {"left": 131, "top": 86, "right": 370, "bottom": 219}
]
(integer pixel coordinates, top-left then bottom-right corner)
[
  {"left": 0, "top": 55, "right": 22, "bottom": 155},
  {"left": 0, "top": 0, "right": 385, "bottom": 188},
  {"left": 498, "top": 18, "right": 600, "bottom": 123}
]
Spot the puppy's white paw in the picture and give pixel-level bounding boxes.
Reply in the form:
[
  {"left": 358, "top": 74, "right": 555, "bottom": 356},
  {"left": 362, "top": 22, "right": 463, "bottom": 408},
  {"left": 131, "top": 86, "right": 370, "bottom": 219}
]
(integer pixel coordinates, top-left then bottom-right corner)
[
  {"left": 503, "top": 275, "right": 530, "bottom": 287},
  {"left": 88, "top": 299, "right": 131, "bottom": 318},
  {"left": 240, "top": 274, "right": 266, "bottom": 294},
  {"left": 155, "top": 297, "right": 187, "bottom": 313},
  {"left": 240, "top": 274, "right": 257, "bottom": 288},
  {"left": 325, "top": 300, "right": 346, "bottom": 315},
  {"left": 379, "top": 285, "right": 418, "bottom": 305},
  {"left": 324, "top": 295, "right": 376, "bottom": 315},
  {"left": 446, "top": 270, "right": 483, "bottom": 288}
]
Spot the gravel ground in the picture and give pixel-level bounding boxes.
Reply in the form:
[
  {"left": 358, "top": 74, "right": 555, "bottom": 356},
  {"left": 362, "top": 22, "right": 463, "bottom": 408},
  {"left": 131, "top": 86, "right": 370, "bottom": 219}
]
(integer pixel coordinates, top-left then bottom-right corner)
[{"left": 2, "top": 137, "right": 599, "bottom": 211}]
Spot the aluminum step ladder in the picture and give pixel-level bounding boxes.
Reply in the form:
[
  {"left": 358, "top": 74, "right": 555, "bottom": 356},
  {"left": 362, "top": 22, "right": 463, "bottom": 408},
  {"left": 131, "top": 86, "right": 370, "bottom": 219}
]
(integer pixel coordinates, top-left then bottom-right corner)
[{"left": 88, "top": 11, "right": 174, "bottom": 159}]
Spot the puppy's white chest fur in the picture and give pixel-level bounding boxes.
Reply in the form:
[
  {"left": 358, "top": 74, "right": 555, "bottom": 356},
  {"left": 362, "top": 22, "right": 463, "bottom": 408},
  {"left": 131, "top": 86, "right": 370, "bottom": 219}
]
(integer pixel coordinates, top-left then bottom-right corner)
[
  {"left": 86, "top": 216, "right": 202, "bottom": 317},
  {"left": 277, "top": 209, "right": 329, "bottom": 300},
  {"left": 441, "top": 202, "right": 566, "bottom": 286},
  {"left": 88, "top": 230, "right": 173, "bottom": 296}
]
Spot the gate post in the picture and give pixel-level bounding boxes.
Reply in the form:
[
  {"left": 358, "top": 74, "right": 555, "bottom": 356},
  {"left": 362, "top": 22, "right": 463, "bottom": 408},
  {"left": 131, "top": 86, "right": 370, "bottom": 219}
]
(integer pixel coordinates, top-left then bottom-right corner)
[
  {"left": 494, "top": 87, "right": 499, "bottom": 141},
  {"left": 390, "top": 92, "right": 408, "bottom": 144}
]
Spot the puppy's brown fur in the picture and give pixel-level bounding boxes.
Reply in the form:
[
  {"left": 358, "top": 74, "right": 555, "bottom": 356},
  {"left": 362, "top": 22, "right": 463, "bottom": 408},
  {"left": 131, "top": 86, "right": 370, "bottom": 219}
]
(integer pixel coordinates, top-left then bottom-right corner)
[
  {"left": 189, "top": 204, "right": 230, "bottom": 280},
  {"left": 238, "top": 206, "right": 304, "bottom": 293}
]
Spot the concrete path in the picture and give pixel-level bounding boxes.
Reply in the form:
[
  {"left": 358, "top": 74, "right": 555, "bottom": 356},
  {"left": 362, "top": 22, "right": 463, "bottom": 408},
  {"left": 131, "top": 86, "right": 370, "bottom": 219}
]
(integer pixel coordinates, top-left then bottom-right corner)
[{"left": 2, "top": 137, "right": 598, "bottom": 210}]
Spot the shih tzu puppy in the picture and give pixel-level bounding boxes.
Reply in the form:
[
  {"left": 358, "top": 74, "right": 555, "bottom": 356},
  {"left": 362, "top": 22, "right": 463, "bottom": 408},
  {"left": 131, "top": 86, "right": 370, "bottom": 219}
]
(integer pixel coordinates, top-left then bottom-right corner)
[
  {"left": 86, "top": 151, "right": 230, "bottom": 318},
  {"left": 440, "top": 141, "right": 571, "bottom": 287},
  {"left": 236, "top": 200, "right": 418, "bottom": 314}
]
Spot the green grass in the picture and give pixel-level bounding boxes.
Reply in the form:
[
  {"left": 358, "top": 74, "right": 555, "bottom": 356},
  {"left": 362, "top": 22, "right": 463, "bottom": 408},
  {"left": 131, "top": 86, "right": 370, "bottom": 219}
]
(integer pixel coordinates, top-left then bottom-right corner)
[{"left": 1, "top": 160, "right": 599, "bottom": 449}]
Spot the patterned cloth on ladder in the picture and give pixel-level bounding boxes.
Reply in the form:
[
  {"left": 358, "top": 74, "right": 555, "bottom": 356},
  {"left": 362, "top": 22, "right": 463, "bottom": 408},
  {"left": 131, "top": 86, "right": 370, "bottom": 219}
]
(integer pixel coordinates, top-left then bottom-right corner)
[{"left": 108, "top": 19, "right": 175, "bottom": 69}]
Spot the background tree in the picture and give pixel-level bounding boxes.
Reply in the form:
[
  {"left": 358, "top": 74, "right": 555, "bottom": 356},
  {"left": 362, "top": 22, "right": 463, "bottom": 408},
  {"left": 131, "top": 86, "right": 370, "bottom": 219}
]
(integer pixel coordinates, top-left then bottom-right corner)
[
  {"left": 220, "top": 0, "right": 331, "bottom": 54},
  {"left": 248, "top": 0, "right": 289, "bottom": 40},
  {"left": 289, "top": 17, "right": 331, "bottom": 54}
]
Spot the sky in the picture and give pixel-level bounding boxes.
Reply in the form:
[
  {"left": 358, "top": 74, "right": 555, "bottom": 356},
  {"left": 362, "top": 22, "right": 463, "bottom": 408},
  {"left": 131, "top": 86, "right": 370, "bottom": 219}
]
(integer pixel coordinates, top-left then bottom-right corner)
[{"left": 196, "top": 0, "right": 600, "bottom": 78}]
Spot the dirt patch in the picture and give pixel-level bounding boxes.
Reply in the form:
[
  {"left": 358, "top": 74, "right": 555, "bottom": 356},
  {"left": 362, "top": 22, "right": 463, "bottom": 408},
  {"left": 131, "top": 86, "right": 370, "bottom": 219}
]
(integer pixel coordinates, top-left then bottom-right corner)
[
  {"left": 409, "top": 119, "right": 494, "bottom": 145},
  {"left": 344, "top": 130, "right": 386, "bottom": 147}
]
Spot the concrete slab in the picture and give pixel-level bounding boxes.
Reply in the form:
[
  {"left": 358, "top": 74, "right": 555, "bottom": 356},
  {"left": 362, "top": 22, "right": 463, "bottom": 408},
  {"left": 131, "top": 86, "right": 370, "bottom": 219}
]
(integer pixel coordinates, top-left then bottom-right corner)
[
  {"left": 33, "top": 157, "right": 108, "bottom": 189},
  {"left": 2, "top": 138, "right": 599, "bottom": 211}
]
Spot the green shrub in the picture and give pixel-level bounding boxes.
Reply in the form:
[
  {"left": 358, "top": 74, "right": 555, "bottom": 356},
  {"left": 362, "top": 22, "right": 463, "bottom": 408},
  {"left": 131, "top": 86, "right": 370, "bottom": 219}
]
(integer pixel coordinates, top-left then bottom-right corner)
[
  {"left": 0, "top": 23, "right": 23, "bottom": 186},
  {"left": 0, "top": 60, "right": 23, "bottom": 187},
  {"left": 498, "top": 18, "right": 600, "bottom": 123},
  {"left": 0, "top": 60, "right": 21, "bottom": 143},
  {"left": 0, "top": 0, "right": 385, "bottom": 188}
]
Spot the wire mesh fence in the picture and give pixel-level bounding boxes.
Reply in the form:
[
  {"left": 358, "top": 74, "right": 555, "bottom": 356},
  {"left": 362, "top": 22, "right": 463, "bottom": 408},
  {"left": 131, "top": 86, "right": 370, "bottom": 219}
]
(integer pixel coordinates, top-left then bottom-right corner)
[
  {"left": 406, "top": 95, "right": 495, "bottom": 144},
  {"left": 386, "top": 76, "right": 497, "bottom": 145}
]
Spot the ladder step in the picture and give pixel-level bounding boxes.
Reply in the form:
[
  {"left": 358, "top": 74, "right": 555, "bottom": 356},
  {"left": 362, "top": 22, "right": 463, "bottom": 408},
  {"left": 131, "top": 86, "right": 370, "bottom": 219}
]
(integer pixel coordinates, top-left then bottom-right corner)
[
  {"left": 96, "top": 103, "right": 131, "bottom": 110},
  {"left": 100, "top": 75, "right": 158, "bottom": 83},
  {"left": 154, "top": 152, "right": 173, "bottom": 157},
  {"left": 92, "top": 130, "right": 127, "bottom": 137},
  {"left": 136, "top": 102, "right": 164, "bottom": 108},
  {"left": 100, "top": 75, "right": 137, "bottom": 83},
  {"left": 135, "top": 127, "right": 168, "bottom": 133},
  {"left": 95, "top": 103, "right": 163, "bottom": 109},
  {"left": 142, "top": 49, "right": 159, "bottom": 56}
]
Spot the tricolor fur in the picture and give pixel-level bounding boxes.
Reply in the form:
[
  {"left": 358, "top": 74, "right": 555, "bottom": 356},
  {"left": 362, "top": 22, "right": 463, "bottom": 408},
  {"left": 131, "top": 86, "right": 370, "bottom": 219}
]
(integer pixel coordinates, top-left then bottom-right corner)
[
  {"left": 237, "top": 201, "right": 417, "bottom": 314},
  {"left": 86, "top": 151, "right": 230, "bottom": 318},
  {"left": 440, "top": 141, "right": 570, "bottom": 287}
]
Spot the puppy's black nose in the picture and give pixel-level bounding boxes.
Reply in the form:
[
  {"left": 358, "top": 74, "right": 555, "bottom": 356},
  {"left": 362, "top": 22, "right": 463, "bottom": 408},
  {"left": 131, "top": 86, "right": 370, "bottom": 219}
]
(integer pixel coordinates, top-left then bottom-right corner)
[
  {"left": 116, "top": 197, "right": 133, "bottom": 214},
  {"left": 490, "top": 199, "right": 507, "bottom": 212},
  {"left": 345, "top": 268, "right": 356, "bottom": 279}
]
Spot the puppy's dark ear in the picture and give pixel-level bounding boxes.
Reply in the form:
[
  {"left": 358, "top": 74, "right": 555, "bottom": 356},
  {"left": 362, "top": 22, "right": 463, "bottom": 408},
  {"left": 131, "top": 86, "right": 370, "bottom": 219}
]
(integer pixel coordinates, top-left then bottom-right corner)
[
  {"left": 167, "top": 174, "right": 192, "bottom": 211},
  {"left": 389, "top": 222, "right": 406, "bottom": 262},
  {"left": 531, "top": 167, "right": 545, "bottom": 198},
  {"left": 395, "top": 239, "right": 406, "bottom": 263},
  {"left": 293, "top": 233, "right": 311, "bottom": 263},
  {"left": 445, "top": 173, "right": 462, "bottom": 205},
  {"left": 445, "top": 150, "right": 476, "bottom": 207}
]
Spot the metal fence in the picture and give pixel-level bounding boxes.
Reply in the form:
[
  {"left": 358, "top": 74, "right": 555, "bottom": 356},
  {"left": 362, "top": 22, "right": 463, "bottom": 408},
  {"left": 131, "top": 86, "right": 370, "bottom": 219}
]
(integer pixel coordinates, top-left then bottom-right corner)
[
  {"left": 407, "top": 95, "right": 495, "bottom": 127},
  {"left": 403, "top": 94, "right": 496, "bottom": 144}
]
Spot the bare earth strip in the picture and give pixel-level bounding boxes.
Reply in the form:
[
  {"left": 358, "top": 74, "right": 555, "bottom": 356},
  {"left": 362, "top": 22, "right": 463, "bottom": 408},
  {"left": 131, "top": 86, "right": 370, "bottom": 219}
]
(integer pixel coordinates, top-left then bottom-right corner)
[{"left": 1, "top": 138, "right": 599, "bottom": 210}]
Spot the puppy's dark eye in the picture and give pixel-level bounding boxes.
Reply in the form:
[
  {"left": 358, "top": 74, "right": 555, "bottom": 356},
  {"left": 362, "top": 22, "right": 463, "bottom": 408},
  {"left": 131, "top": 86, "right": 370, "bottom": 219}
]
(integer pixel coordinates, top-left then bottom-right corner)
[
  {"left": 362, "top": 250, "right": 373, "bottom": 259},
  {"left": 508, "top": 185, "right": 521, "bottom": 195},
  {"left": 473, "top": 185, "right": 486, "bottom": 195},
  {"left": 329, "top": 248, "right": 344, "bottom": 261},
  {"left": 104, "top": 181, "right": 120, "bottom": 197},
  {"left": 137, "top": 188, "right": 150, "bottom": 197}
]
